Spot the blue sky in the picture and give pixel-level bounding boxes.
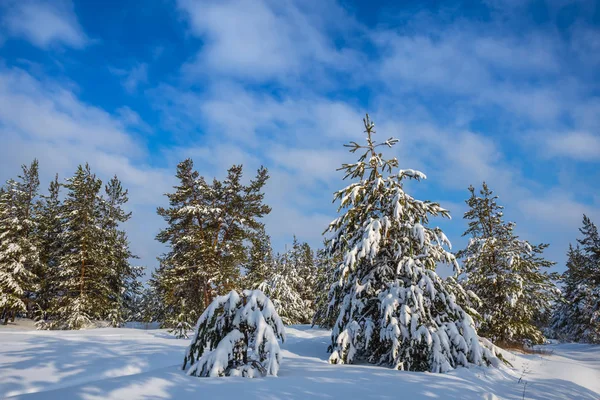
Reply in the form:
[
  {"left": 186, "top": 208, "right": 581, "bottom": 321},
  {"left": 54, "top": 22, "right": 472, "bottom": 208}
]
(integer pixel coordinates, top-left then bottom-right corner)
[{"left": 0, "top": 0, "right": 599, "bottom": 276}]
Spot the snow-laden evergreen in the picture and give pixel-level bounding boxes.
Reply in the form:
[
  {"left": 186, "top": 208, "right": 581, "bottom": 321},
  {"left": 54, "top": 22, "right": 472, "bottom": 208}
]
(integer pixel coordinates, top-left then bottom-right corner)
[
  {"left": 288, "top": 237, "right": 318, "bottom": 315},
  {"left": 0, "top": 161, "right": 142, "bottom": 329},
  {"left": 35, "top": 174, "right": 63, "bottom": 323},
  {"left": 325, "top": 115, "right": 498, "bottom": 372},
  {"left": 457, "top": 183, "right": 559, "bottom": 345},
  {"left": 0, "top": 160, "right": 41, "bottom": 323},
  {"left": 39, "top": 165, "right": 142, "bottom": 329},
  {"left": 101, "top": 176, "right": 143, "bottom": 327},
  {"left": 183, "top": 290, "right": 285, "bottom": 378},
  {"left": 553, "top": 215, "right": 600, "bottom": 343},
  {"left": 312, "top": 246, "right": 340, "bottom": 329},
  {"left": 52, "top": 164, "right": 105, "bottom": 329},
  {"left": 128, "top": 284, "right": 166, "bottom": 328},
  {"left": 170, "top": 299, "right": 194, "bottom": 339},
  {"left": 258, "top": 269, "right": 309, "bottom": 325},
  {"left": 252, "top": 237, "right": 316, "bottom": 325},
  {"left": 243, "top": 228, "right": 273, "bottom": 289}
]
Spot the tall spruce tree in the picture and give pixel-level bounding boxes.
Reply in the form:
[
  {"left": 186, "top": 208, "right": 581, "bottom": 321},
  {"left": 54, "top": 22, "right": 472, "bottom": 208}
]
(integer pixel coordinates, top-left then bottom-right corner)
[
  {"left": 101, "top": 176, "right": 143, "bottom": 327},
  {"left": 457, "top": 183, "right": 558, "bottom": 345},
  {"left": 325, "top": 115, "right": 497, "bottom": 372},
  {"left": 552, "top": 215, "right": 600, "bottom": 343},
  {"left": 46, "top": 166, "right": 141, "bottom": 329},
  {"left": 0, "top": 160, "right": 41, "bottom": 323},
  {"left": 154, "top": 159, "right": 270, "bottom": 327},
  {"left": 53, "top": 164, "right": 105, "bottom": 329},
  {"left": 154, "top": 159, "right": 204, "bottom": 326},
  {"left": 35, "top": 174, "right": 63, "bottom": 319}
]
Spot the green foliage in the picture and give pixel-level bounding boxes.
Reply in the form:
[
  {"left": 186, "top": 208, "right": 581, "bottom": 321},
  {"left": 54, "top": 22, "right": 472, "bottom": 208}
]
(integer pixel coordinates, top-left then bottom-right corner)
[
  {"left": 312, "top": 246, "right": 340, "bottom": 329},
  {"left": 36, "top": 175, "right": 63, "bottom": 314},
  {"left": 324, "top": 115, "right": 497, "bottom": 372},
  {"left": 552, "top": 215, "right": 600, "bottom": 343},
  {"left": 247, "top": 236, "right": 317, "bottom": 325},
  {"left": 0, "top": 159, "right": 41, "bottom": 323},
  {"left": 153, "top": 159, "right": 271, "bottom": 326},
  {"left": 170, "top": 299, "right": 193, "bottom": 339},
  {"left": 243, "top": 227, "right": 273, "bottom": 289},
  {"left": 182, "top": 290, "right": 285, "bottom": 378},
  {"left": 457, "top": 182, "right": 559, "bottom": 345},
  {"left": 0, "top": 162, "right": 146, "bottom": 330}
]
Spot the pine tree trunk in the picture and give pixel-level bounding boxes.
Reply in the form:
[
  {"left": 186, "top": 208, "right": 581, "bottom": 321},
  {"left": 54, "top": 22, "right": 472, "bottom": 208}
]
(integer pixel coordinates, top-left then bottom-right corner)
[
  {"left": 79, "top": 258, "right": 85, "bottom": 297},
  {"left": 80, "top": 199, "right": 88, "bottom": 299},
  {"left": 203, "top": 280, "right": 209, "bottom": 309}
]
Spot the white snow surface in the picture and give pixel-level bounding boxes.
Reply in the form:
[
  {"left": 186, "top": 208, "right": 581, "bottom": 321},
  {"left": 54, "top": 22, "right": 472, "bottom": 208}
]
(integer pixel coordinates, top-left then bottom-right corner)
[{"left": 0, "top": 325, "right": 599, "bottom": 399}]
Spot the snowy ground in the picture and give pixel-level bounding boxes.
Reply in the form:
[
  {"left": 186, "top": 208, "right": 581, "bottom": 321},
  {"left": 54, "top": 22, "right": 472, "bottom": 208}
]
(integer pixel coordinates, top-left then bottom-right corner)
[{"left": 1, "top": 324, "right": 598, "bottom": 399}]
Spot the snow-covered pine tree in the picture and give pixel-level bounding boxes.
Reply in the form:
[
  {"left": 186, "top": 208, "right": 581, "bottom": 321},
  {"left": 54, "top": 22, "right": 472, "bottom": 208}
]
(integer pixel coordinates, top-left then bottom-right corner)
[
  {"left": 258, "top": 251, "right": 311, "bottom": 325},
  {"left": 34, "top": 174, "right": 63, "bottom": 326},
  {"left": 144, "top": 272, "right": 167, "bottom": 324},
  {"left": 325, "top": 115, "right": 497, "bottom": 372},
  {"left": 154, "top": 159, "right": 205, "bottom": 326},
  {"left": 312, "top": 246, "right": 340, "bottom": 329},
  {"left": 205, "top": 165, "right": 271, "bottom": 297},
  {"left": 182, "top": 290, "right": 285, "bottom": 378},
  {"left": 256, "top": 238, "right": 317, "bottom": 325},
  {"left": 170, "top": 299, "right": 193, "bottom": 339},
  {"left": 53, "top": 164, "right": 106, "bottom": 329},
  {"left": 155, "top": 159, "right": 270, "bottom": 326},
  {"left": 289, "top": 237, "right": 318, "bottom": 315},
  {"left": 243, "top": 228, "right": 273, "bottom": 289},
  {"left": 128, "top": 284, "right": 165, "bottom": 328},
  {"left": 552, "top": 215, "right": 600, "bottom": 343},
  {"left": 457, "top": 183, "right": 559, "bottom": 346},
  {"left": 101, "top": 176, "right": 143, "bottom": 327},
  {"left": 0, "top": 160, "right": 41, "bottom": 323}
]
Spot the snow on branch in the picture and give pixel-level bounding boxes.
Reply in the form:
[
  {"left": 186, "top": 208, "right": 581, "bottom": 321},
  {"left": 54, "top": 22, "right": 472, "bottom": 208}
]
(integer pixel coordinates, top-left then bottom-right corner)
[{"left": 183, "top": 289, "right": 285, "bottom": 378}]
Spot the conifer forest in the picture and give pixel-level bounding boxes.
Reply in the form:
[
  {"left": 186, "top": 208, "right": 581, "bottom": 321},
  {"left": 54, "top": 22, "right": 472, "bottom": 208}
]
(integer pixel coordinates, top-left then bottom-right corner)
[{"left": 1, "top": 116, "right": 599, "bottom": 399}]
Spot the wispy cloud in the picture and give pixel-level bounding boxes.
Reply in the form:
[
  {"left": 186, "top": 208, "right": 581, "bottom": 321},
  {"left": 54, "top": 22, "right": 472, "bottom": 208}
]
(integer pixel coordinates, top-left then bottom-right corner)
[
  {"left": 544, "top": 131, "right": 600, "bottom": 162},
  {"left": 109, "top": 63, "right": 149, "bottom": 94},
  {"left": 0, "top": 0, "right": 88, "bottom": 49},
  {"left": 176, "top": 0, "right": 363, "bottom": 84}
]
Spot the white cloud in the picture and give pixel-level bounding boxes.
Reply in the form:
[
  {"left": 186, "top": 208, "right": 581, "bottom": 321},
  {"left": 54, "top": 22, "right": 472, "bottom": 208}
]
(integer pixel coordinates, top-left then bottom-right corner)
[
  {"left": 374, "top": 28, "right": 569, "bottom": 123},
  {"left": 519, "top": 192, "right": 600, "bottom": 232},
  {"left": 0, "top": 0, "right": 88, "bottom": 49},
  {"left": 116, "top": 106, "right": 152, "bottom": 133},
  {"left": 109, "top": 64, "right": 149, "bottom": 94},
  {"left": 176, "top": 0, "right": 361, "bottom": 83},
  {"left": 0, "top": 68, "right": 138, "bottom": 153},
  {"left": 543, "top": 131, "right": 600, "bottom": 162},
  {"left": 152, "top": 81, "right": 366, "bottom": 147}
]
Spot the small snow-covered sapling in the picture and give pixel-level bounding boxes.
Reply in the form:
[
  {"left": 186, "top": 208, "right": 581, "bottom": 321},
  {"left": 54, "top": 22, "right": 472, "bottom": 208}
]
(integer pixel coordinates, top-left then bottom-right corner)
[{"left": 182, "top": 289, "right": 286, "bottom": 378}]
